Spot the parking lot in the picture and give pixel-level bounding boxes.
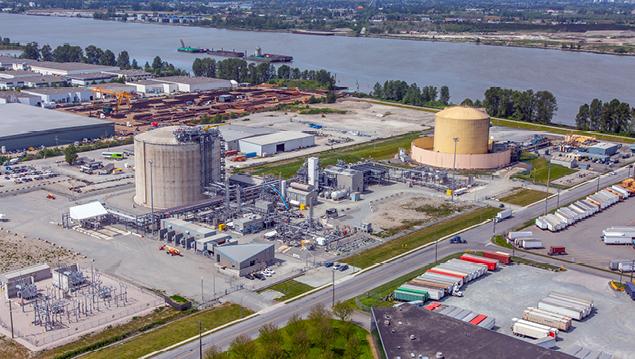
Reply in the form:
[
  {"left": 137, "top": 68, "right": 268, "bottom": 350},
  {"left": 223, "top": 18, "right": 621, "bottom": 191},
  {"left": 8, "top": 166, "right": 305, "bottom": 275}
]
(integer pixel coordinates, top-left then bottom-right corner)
[
  {"left": 443, "top": 265, "right": 635, "bottom": 358},
  {"left": 528, "top": 197, "right": 635, "bottom": 270}
]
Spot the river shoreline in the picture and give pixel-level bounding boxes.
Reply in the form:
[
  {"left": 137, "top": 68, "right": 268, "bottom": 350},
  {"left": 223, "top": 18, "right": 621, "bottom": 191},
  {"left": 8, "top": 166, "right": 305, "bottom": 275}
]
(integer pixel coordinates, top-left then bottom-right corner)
[{"left": 21, "top": 12, "right": 635, "bottom": 58}]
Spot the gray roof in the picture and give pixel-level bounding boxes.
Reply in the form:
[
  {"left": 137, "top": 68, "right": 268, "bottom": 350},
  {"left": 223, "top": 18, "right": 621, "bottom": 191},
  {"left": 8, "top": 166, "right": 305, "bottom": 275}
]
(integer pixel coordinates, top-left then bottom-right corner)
[
  {"left": 216, "top": 243, "right": 273, "bottom": 263},
  {"left": 22, "top": 86, "right": 91, "bottom": 95},
  {"left": 127, "top": 79, "right": 165, "bottom": 86},
  {"left": 0, "top": 75, "right": 68, "bottom": 85},
  {"left": 0, "top": 55, "right": 36, "bottom": 66},
  {"left": 69, "top": 72, "right": 117, "bottom": 80},
  {"left": 1, "top": 263, "right": 50, "bottom": 281},
  {"left": 372, "top": 306, "right": 575, "bottom": 359},
  {"left": 219, "top": 125, "right": 277, "bottom": 142},
  {"left": 30, "top": 61, "right": 119, "bottom": 72},
  {"left": 239, "top": 131, "right": 314, "bottom": 146},
  {"left": 0, "top": 103, "right": 112, "bottom": 139},
  {"left": 151, "top": 76, "right": 232, "bottom": 86},
  {"left": 101, "top": 69, "right": 152, "bottom": 77}
]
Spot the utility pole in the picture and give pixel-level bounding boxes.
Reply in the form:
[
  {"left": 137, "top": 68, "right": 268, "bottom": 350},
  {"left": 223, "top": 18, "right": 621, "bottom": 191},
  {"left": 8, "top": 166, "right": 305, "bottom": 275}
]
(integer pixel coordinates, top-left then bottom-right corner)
[
  {"left": 544, "top": 160, "right": 551, "bottom": 216},
  {"left": 596, "top": 174, "right": 601, "bottom": 192},
  {"left": 9, "top": 299, "right": 14, "bottom": 339},
  {"left": 212, "top": 267, "right": 216, "bottom": 299},
  {"left": 199, "top": 321, "right": 203, "bottom": 359},
  {"left": 200, "top": 277, "right": 204, "bottom": 304},
  {"left": 434, "top": 240, "right": 438, "bottom": 263},
  {"left": 451, "top": 137, "right": 459, "bottom": 202},
  {"left": 556, "top": 187, "right": 560, "bottom": 207},
  {"left": 493, "top": 218, "right": 497, "bottom": 235},
  {"left": 149, "top": 160, "right": 155, "bottom": 235}
]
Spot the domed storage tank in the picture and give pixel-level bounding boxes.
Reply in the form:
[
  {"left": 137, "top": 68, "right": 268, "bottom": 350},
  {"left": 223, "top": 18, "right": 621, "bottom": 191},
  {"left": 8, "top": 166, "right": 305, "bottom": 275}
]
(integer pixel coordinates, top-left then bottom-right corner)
[
  {"left": 433, "top": 107, "right": 490, "bottom": 155},
  {"left": 134, "top": 126, "right": 223, "bottom": 209}
]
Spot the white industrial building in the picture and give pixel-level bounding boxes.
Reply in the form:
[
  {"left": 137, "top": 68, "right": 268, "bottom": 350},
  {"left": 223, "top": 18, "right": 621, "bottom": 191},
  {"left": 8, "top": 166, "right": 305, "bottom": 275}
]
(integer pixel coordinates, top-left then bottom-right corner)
[
  {"left": 238, "top": 131, "right": 315, "bottom": 156},
  {"left": 68, "top": 72, "right": 117, "bottom": 86},
  {"left": 22, "top": 87, "right": 94, "bottom": 105},
  {"left": 0, "top": 91, "right": 40, "bottom": 106},
  {"left": 0, "top": 70, "right": 40, "bottom": 79},
  {"left": 28, "top": 61, "right": 119, "bottom": 76},
  {"left": 218, "top": 125, "right": 278, "bottom": 151},
  {"left": 150, "top": 76, "right": 233, "bottom": 93},
  {"left": 0, "top": 75, "right": 68, "bottom": 90},
  {"left": 126, "top": 79, "right": 169, "bottom": 95},
  {"left": 102, "top": 69, "right": 154, "bottom": 82}
]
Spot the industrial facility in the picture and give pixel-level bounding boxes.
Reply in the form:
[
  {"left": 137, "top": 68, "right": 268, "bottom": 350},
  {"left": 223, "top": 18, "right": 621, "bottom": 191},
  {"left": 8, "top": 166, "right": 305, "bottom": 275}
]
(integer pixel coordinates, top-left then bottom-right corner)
[
  {"left": 411, "top": 106, "right": 511, "bottom": 169},
  {"left": 134, "top": 126, "right": 225, "bottom": 209},
  {"left": 0, "top": 103, "right": 114, "bottom": 151}
]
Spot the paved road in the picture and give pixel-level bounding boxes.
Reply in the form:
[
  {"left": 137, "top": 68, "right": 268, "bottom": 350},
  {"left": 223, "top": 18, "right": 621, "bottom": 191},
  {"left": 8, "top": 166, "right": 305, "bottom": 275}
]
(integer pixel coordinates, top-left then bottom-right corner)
[{"left": 155, "top": 167, "right": 632, "bottom": 359}]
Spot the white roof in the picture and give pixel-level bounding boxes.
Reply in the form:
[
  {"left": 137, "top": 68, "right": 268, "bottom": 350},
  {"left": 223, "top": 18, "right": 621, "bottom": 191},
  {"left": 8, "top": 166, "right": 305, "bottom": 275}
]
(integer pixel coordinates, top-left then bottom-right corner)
[
  {"left": 239, "top": 131, "right": 314, "bottom": 146},
  {"left": 70, "top": 201, "right": 108, "bottom": 220}
]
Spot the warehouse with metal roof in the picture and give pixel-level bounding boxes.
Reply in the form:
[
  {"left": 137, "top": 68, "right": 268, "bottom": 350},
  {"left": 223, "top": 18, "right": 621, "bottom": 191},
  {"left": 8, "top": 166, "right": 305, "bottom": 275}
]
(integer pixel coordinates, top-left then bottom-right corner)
[
  {"left": 0, "top": 103, "right": 114, "bottom": 151},
  {"left": 215, "top": 243, "right": 275, "bottom": 276},
  {"left": 238, "top": 131, "right": 315, "bottom": 156}
]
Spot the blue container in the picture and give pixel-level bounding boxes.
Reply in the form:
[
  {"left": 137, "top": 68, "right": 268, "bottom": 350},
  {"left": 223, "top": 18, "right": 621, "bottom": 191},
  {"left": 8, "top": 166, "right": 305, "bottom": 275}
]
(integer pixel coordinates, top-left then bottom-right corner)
[{"left": 244, "top": 152, "right": 257, "bottom": 158}]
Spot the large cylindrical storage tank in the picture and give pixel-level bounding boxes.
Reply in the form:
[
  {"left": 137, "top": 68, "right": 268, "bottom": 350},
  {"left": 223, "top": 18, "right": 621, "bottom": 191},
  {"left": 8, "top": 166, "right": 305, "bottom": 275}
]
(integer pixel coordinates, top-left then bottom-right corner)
[
  {"left": 432, "top": 106, "right": 490, "bottom": 154},
  {"left": 134, "top": 126, "right": 222, "bottom": 209}
]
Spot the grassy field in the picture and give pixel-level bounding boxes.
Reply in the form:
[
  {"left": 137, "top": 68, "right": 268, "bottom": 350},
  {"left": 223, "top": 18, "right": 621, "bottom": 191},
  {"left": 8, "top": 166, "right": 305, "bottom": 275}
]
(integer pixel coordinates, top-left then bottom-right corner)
[
  {"left": 499, "top": 188, "right": 550, "bottom": 206},
  {"left": 247, "top": 132, "right": 421, "bottom": 178},
  {"left": 83, "top": 304, "right": 252, "bottom": 359},
  {"left": 0, "top": 336, "right": 30, "bottom": 359},
  {"left": 342, "top": 207, "right": 500, "bottom": 269},
  {"left": 259, "top": 279, "right": 314, "bottom": 302},
  {"left": 514, "top": 153, "right": 576, "bottom": 185},
  {"left": 39, "top": 306, "right": 185, "bottom": 359}
]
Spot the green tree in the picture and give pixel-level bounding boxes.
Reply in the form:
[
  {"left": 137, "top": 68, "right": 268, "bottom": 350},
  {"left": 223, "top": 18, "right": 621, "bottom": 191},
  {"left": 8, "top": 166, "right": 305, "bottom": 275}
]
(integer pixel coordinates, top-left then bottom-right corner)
[
  {"left": 257, "top": 323, "right": 285, "bottom": 359},
  {"left": 532, "top": 90, "right": 557, "bottom": 124},
  {"left": 84, "top": 45, "right": 103, "bottom": 64},
  {"left": 440, "top": 85, "right": 450, "bottom": 105},
  {"left": 325, "top": 91, "right": 337, "bottom": 104},
  {"left": 227, "top": 335, "right": 256, "bottom": 359},
  {"left": 64, "top": 145, "right": 78, "bottom": 165},
  {"left": 53, "top": 44, "right": 84, "bottom": 62},
  {"left": 131, "top": 59, "right": 139, "bottom": 69},
  {"left": 99, "top": 49, "right": 116, "bottom": 66},
  {"left": 152, "top": 56, "right": 163, "bottom": 71},
  {"left": 461, "top": 98, "right": 474, "bottom": 106},
  {"left": 40, "top": 44, "right": 53, "bottom": 61},
  {"left": 116, "top": 50, "right": 131, "bottom": 69},
  {"left": 204, "top": 345, "right": 226, "bottom": 359},
  {"left": 344, "top": 331, "right": 361, "bottom": 359},
  {"left": 332, "top": 301, "right": 353, "bottom": 321},
  {"left": 589, "top": 98, "right": 603, "bottom": 131},
  {"left": 277, "top": 64, "right": 291, "bottom": 79},
  {"left": 576, "top": 103, "right": 590, "bottom": 130},
  {"left": 21, "top": 42, "right": 40, "bottom": 60}
]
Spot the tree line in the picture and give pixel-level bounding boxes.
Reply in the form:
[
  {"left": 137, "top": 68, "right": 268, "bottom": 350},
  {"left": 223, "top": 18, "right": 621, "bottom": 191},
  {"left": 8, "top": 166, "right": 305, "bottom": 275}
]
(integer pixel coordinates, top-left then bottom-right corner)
[
  {"left": 482, "top": 87, "right": 557, "bottom": 124},
  {"left": 20, "top": 42, "right": 186, "bottom": 77},
  {"left": 204, "top": 303, "right": 360, "bottom": 359},
  {"left": 576, "top": 99, "right": 633, "bottom": 135},
  {"left": 192, "top": 57, "right": 336, "bottom": 89},
  {"left": 369, "top": 80, "right": 450, "bottom": 107}
]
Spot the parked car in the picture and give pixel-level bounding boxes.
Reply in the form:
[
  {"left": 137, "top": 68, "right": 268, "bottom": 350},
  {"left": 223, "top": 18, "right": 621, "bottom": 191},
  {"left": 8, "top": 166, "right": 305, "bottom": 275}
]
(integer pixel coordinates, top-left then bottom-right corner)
[
  {"left": 332, "top": 263, "right": 341, "bottom": 270},
  {"left": 253, "top": 272, "right": 266, "bottom": 280},
  {"left": 245, "top": 273, "right": 255, "bottom": 280},
  {"left": 338, "top": 264, "right": 349, "bottom": 272},
  {"left": 324, "top": 261, "right": 334, "bottom": 268},
  {"left": 261, "top": 271, "right": 272, "bottom": 277}
]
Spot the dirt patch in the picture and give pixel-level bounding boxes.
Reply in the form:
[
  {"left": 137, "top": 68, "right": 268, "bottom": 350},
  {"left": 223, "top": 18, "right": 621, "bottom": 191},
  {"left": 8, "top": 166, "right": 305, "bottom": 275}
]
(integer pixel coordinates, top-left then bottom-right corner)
[
  {"left": 368, "top": 194, "right": 469, "bottom": 236},
  {"left": 0, "top": 231, "right": 81, "bottom": 273}
]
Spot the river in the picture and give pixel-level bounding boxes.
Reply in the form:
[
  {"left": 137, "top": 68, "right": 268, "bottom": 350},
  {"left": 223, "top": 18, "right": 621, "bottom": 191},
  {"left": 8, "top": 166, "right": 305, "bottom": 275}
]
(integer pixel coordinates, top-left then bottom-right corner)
[{"left": 0, "top": 13, "right": 634, "bottom": 125}]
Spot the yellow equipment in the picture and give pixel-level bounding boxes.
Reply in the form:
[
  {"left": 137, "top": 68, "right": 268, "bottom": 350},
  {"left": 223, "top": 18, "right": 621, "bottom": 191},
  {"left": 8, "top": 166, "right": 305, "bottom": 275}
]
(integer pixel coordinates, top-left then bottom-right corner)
[
  {"left": 218, "top": 223, "right": 226, "bottom": 231},
  {"left": 91, "top": 86, "right": 134, "bottom": 112}
]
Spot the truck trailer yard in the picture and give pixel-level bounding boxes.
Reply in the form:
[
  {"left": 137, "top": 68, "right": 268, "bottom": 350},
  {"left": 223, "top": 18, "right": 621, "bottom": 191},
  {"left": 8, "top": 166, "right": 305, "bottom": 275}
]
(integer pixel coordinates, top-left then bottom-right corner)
[
  {"left": 528, "top": 197, "right": 635, "bottom": 270},
  {"left": 442, "top": 264, "right": 635, "bottom": 358}
]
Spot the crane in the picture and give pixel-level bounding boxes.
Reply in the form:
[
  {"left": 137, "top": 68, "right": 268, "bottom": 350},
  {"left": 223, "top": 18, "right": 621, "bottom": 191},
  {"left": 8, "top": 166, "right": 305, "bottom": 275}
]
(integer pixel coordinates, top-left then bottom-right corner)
[{"left": 91, "top": 86, "right": 134, "bottom": 113}]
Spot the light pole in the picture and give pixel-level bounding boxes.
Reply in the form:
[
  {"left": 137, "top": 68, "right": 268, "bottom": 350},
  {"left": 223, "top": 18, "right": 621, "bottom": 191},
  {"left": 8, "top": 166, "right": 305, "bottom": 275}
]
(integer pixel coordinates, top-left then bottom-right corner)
[
  {"left": 199, "top": 321, "right": 203, "bottom": 359},
  {"left": 201, "top": 276, "right": 204, "bottom": 304},
  {"left": 8, "top": 299, "right": 14, "bottom": 339},
  {"left": 596, "top": 174, "right": 601, "bottom": 192},
  {"left": 434, "top": 240, "right": 438, "bottom": 263},
  {"left": 556, "top": 187, "right": 560, "bottom": 207},
  {"left": 332, "top": 269, "right": 335, "bottom": 307},
  {"left": 452, "top": 137, "right": 459, "bottom": 202},
  {"left": 148, "top": 160, "right": 155, "bottom": 234},
  {"left": 544, "top": 160, "right": 551, "bottom": 216}
]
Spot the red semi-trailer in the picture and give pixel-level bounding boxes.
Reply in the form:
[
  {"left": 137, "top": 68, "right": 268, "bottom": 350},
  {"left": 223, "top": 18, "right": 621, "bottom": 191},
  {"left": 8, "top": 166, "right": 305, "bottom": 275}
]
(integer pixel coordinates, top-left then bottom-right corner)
[
  {"left": 483, "top": 250, "right": 511, "bottom": 265},
  {"left": 460, "top": 254, "right": 498, "bottom": 271}
]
